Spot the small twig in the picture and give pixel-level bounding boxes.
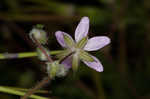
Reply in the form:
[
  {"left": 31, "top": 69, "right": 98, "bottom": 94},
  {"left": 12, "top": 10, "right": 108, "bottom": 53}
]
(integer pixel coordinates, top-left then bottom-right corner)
[{"left": 21, "top": 77, "right": 51, "bottom": 99}]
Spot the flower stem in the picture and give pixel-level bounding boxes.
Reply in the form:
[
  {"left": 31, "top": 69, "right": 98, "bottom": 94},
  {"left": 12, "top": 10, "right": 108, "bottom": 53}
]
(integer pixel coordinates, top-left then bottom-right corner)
[
  {"left": 0, "top": 86, "right": 48, "bottom": 99},
  {"left": 0, "top": 50, "right": 63, "bottom": 60},
  {"left": 21, "top": 34, "right": 53, "bottom": 99},
  {"left": 21, "top": 77, "right": 51, "bottom": 99},
  {"left": 2, "top": 86, "right": 49, "bottom": 94},
  {"left": 31, "top": 35, "right": 53, "bottom": 62}
]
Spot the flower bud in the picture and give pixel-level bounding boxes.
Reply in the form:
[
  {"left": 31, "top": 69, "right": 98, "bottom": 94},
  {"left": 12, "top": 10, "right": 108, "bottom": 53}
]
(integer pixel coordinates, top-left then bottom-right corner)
[
  {"left": 29, "top": 27, "right": 48, "bottom": 44},
  {"left": 47, "top": 61, "right": 59, "bottom": 78},
  {"left": 56, "top": 64, "right": 68, "bottom": 77},
  {"left": 46, "top": 61, "right": 68, "bottom": 78}
]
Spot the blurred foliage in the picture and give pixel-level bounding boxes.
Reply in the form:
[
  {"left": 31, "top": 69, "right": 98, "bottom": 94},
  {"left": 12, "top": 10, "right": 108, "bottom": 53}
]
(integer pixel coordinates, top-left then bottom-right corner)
[{"left": 0, "top": 0, "right": 150, "bottom": 99}]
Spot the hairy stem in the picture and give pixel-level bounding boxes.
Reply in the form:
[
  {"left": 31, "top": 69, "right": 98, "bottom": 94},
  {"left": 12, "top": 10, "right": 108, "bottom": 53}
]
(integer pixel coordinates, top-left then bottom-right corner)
[
  {"left": 31, "top": 35, "right": 53, "bottom": 62},
  {"left": 21, "top": 35, "right": 53, "bottom": 99},
  {"left": 21, "top": 77, "right": 51, "bottom": 99}
]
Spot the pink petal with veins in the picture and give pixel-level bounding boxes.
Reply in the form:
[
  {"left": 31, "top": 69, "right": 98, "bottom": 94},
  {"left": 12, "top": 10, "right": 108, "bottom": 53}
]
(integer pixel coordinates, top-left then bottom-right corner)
[
  {"left": 84, "top": 36, "right": 110, "bottom": 51},
  {"left": 75, "top": 17, "right": 89, "bottom": 42},
  {"left": 83, "top": 55, "right": 103, "bottom": 72},
  {"left": 55, "top": 31, "right": 73, "bottom": 48}
]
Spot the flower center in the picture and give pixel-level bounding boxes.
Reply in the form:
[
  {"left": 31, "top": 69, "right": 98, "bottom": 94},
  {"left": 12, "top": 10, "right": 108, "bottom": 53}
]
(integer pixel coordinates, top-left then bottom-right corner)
[{"left": 69, "top": 44, "right": 82, "bottom": 55}]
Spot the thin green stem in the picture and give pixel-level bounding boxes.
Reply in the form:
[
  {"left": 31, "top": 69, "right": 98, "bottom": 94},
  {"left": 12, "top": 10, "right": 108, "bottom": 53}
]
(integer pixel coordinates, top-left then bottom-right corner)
[
  {"left": 0, "top": 86, "right": 48, "bottom": 99},
  {"left": 0, "top": 50, "right": 63, "bottom": 60},
  {"left": 2, "top": 86, "right": 49, "bottom": 94},
  {"left": 21, "top": 35, "right": 53, "bottom": 99}
]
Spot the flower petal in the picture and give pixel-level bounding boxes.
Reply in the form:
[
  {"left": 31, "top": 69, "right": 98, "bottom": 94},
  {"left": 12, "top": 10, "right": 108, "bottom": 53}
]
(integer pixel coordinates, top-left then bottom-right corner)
[
  {"left": 61, "top": 56, "right": 72, "bottom": 69},
  {"left": 75, "top": 16, "right": 89, "bottom": 42},
  {"left": 84, "top": 36, "right": 110, "bottom": 51},
  {"left": 55, "top": 31, "right": 73, "bottom": 48},
  {"left": 83, "top": 55, "right": 103, "bottom": 72}
]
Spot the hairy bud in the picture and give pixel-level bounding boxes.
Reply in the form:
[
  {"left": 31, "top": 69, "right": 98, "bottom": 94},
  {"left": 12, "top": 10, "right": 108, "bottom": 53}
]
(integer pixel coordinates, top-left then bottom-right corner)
[
  {"left": 29, "top": 27, "right": 48, "bottom": 44},
  {"left": 46, "top": 61, "right": 68, "bottom": 78}
]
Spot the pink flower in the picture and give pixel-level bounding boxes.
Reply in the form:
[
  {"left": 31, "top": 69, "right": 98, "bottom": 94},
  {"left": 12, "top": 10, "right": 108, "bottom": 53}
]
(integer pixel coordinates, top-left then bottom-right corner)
[{"left": 55, "top": 17, "right": 110, "bottom": 72}]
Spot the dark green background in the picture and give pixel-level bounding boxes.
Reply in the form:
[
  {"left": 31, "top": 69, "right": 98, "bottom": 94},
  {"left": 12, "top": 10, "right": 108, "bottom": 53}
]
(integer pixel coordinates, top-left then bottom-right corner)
[{"left": 0, "top": 0, "right": 149, "bottom": 99}]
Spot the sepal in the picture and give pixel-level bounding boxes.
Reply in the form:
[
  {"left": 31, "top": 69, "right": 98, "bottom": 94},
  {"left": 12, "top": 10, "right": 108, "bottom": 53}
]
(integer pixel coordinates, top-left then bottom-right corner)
[
  {"left": 79, "top": 50, "right": 94, "bottom": 62},
  {"left": 76, "top": 36, "right": 88, "bottom": 49},
  {"left": 63, "top": 33, "right": 75, "bottom": 48}
]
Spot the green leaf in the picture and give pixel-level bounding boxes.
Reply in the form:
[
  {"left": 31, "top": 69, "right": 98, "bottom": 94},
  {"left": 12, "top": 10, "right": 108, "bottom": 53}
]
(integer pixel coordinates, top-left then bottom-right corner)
[
  {"left": 76, "top": 36, "right": 88, "bottom": 49},
  {"left": 79, "top": 50, "right": 94, "bottom": 62},
  {"left": 63, "top": 34, "right": 75, "bottom": 47},
  {"left": 72, "top": 54, "right": 79, "bottom": 72}
]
